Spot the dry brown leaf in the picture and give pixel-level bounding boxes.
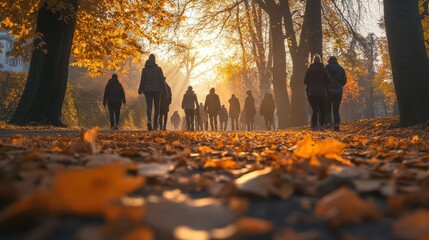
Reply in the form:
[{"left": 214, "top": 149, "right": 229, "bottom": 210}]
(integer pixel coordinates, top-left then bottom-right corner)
[
  {"left": 278, "top": 228, "right": 321, "bottom": 240},
  {"left": 204, "top": 157, "right": 237, "bottom": 169},
  {"left": 314, "top": 187, "right": 380, "bottom": 226},
  {"left": 394, "top": 209, "right": 429, "bottom": 240},
  {"left": 138, "top": 162, "right": 177, "bottom": 177},
  {"left": 235, "top": 217, "right": 273, "bottom": 235},
  {"left": 235, "top": 168, "right": 294, "bottom": 199}
]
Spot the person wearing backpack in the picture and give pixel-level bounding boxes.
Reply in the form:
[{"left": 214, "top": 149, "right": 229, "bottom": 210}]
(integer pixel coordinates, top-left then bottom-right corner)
[
  {"left": 181, "top": 86, "right": 199, "bottom": 131},
  {"left": 325, "top": 56, "right": 347, "bottom": 131},
  {"left": 138, "top": 54, "right": 167, "bottom": 131},
  {"left": 103, "top": 74, "right": 126, "bottom": 130},
  {"left": 159, "top": 81, "right": 172, "bottom": 130}
]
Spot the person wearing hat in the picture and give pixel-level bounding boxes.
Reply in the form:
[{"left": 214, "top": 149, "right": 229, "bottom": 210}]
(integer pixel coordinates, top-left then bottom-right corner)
[
  {"left": 244, "top": 90, "right": 256, "bottom": 131},
  {"left": 204, "top": 88, "right": 221, "bottom": 131},
  {"left": 138, "top": 54, "right": 167, "bottom": 131},
  {"left": 103, "top": 74, "right": 126, "bottom": 130}
]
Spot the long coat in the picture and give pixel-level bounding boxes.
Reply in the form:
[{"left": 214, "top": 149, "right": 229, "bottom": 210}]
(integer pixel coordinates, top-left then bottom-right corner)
[
  {"left": 138, "top": 59, "right": 166, "bottom": 94},
  {"left": 304, "top": 62, "right": 330, "bottom": 97},
  {"left": 228, "top": 96, "right": 241, "bottom": 118},
  {"left": 204, "top": 93, "right": 221, "bottom": 114},
  {"left": 244, "top": 95, "right": 256, "bottom": 117}
]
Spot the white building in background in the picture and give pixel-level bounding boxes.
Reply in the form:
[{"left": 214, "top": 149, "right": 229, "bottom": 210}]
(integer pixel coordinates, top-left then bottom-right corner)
[{"left": 0, "top": 30, "right": 29, "bottom": 72}]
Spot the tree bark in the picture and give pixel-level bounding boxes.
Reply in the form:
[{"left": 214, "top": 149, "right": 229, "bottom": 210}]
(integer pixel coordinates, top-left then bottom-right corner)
[
  {"left": 270, "top": 10, "right": 290, "bottom": 128},
  {"left": 384, "top": 0, "right": 429, "bottom": 126},
  {"left": 11, "top": 0, "right": 78, "bottom": 126},
  {"left": 283, "top": 0, "right": 310, "bottom": 126},
  {"left": 307, "top": 0, "right": 323, "bottom": 60}
]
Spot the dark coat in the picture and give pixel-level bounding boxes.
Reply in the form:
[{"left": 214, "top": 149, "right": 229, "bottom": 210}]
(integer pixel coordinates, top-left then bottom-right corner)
[
  {"left": 325, "top": 61, "right": 347, "bottom": 94},
  {"left": 138, "top": 59, "right": 166, "bottom": 94},
  {"left": 204, "top": 93, "right": 221, "bottom": 114},
  {"left": 228, "top": 96, "right": 241, "bottom": 118},
  {"left": 182, "top": 90, "right": 198, "bottom": 110},
  {"left": 220, "top": 107, "right": 228, "bottom": 121},
  {"left": 260, "top": 94, "right": 275, "bottom": 118},
  {"left": 170, "top": 112, "right": 180, "bottom": 125},
  {"left": 103, "top": 78, "right": 126, "bottom": 105},
  {"left": 160, "top": 83, "right": 172, "bottom": 113},
  {"left": 304, "top": 62, "right": 330, "bottom": 97},
  {"left": 244, "top": 95, "right": 256, "bottom": 116}
]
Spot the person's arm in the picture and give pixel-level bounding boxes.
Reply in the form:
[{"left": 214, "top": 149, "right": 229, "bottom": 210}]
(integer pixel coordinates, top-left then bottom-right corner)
[
  {"left": 181, "top": 95, "right": 185, "bottom": 110},
  {"left": 103, "top": 84, "right": 109, "bottom": 106},
  {"left": 341, "top": 68, "right": 347, "bottom": 86},
  {"left": 138, "top": 69, "right": 145, "bottom": 94},
  {"left": 204, "top": 96, "right": 208, "bottom": 111},
  {"left": 159, "top": 68, "right": 167, "bottom": 94},
  {"left": 304, "top": 69, "right": 310, "bottom": 85},
  {"left": 195, "top": 95, "right": 199, "bottom": 110}
]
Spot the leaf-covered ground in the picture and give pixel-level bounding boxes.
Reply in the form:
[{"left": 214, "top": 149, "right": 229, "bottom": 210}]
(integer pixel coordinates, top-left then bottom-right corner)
[{"left": 1, "top": 117, "right": 429, "bottom": 240}]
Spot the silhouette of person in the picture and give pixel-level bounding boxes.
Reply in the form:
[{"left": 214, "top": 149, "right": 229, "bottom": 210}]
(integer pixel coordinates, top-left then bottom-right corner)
[
  {"left": 325, "top": 56, "right": 347, "bottom": 131},
  {"left": 138, "top": 54, "right": 167, "bottom": 131},
  {"left": 198, "top": 103, "right": 208, "bottom": 131},
  {"left": 228, "top": 94, "right": 241, "bottom": 131},
  {"left": 260, "top": 93, "right": 276, "bottom": 130},
  {"left": 181, "top": 86, "right": 199, "bottom": 131},
  {"left": 244, "top": 90, "right": 256, "bottom": 131},
  {"left": 219, "top": 105, "right": 228, "bottom": 131},
  {"left": 304, "top": 54, "right": 330, "bottom": 130},
  {"left": 170, "top": 111, "right": 181, "bottom": 130},
  {"left": 204, "top": 88, "right": 221, "bottom": 131},
  {"left": 159, "top": 81, "right": 172, "bottom": 130},
  {"left": 103, "top": 74, "right": 126, "bottom": 130}
]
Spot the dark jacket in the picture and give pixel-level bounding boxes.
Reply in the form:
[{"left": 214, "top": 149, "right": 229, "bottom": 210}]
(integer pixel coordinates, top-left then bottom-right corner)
[
  {"left": 220, "top": 107, "right": 228, "bottom": 121},
  {"left": 160, "top": 83, "right": 172, "bottom": 113},
  {"left": 138, "top": 59, "right": 166, "bottom": 94},
  {"left": 228, "top": 96, "right": 241, "bottom": 118},
  {"left": 260, "top": 94, "right": 275, "bottom": 118},
  {"left": 182, "top": 90, "right": 199, "bottom": 110},
  {"left": 204, "top": 93, "right": 221, "bottom": 114},
  {"left": 103, "top": 78, "right": 126, "bottom": 105},
  {"left": 304, "top": 62, "right": 330, "bottom": 97},
  {"left": 325, "top": 61, "right": 347, "bottom": 94},
  {"left": 244, "top": 95, "right": 256, "bottom": 116}
]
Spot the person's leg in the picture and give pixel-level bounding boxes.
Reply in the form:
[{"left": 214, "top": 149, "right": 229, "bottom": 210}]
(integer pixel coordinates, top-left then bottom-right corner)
[
  {"left": 185, "top": 110, "right": 191, "bottom": 130},
  {"left": 333, "top": 93, "right": 342, "bottom": 130},
  {"left": 163, "top": 112, "right": 168, "bottom": 130},
  {"left": 209, "top": 114, "right": 214, "bottom": 130},
  {"left": 326, "top": 95, "right": 333, "bottom": 126},
  {"left": 145, "top": 93, "right": 154, "bottom": 130},
  {"left": 153, "top": 93, "right": 161, "bottom": 130},
  {"left": 214, "top": 114, "right": 218, "bottom": 131},
  {"left": 115, "top": 103, "right": 121, "bottom": 129},
  {"left": 308, "top": 96, "right": 318, "bottom": 129},
  {"left": 190, "top": 111, "right": 195, "bottom": 131},
  {"left": 108, "top": 104, "right": 115, "bottom": 129}
]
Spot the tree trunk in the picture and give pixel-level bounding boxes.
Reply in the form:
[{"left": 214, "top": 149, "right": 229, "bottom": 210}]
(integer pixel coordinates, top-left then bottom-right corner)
[
  {"left": 11, "top": 0, "right": 78, "bottom": 126},
  {"left": 384, "top": 0, "right": 429, "bottom": 126},
  {"left": 307, "top": 0, "right": 323, "bottom": 59},
  {"left": 270, "top": 11, "right": 290, "bottom": 128}
]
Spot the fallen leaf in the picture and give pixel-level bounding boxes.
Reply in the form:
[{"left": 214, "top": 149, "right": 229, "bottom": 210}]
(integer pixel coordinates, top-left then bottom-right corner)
[{"left": 394, "top": 209, "right": 429, "bottom": 240}]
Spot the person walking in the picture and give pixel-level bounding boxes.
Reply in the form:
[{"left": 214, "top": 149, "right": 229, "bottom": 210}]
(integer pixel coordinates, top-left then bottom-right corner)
[
  {"left": 181, "top": 86, "right": 199, "bottom": 131},
  {"left": 204, "top": 88, "right": 221, "bottom": 131},
  {"left": 304, "top": 54, "right": 330, "bottom": 130},
  {"left": 325, "top": 56, "right": 347, "bottom": 131},
  {"left": 219, "top": 105, "right": 228, "bottom": 131},
  {"left": 138, "top": 54, "right": 167, "bottom": 131},
  {"left": 260, "top": 93, "right": 276, "bottom": 130},
  {"left": 159, "top": 81, "right": 172, "bottom": 130},
  {"left": 103, "top": 74, "right": 126, "bottom": 130},
  {"left": 198, "top": 102, "right": 208, "bottom": 131},
  {"left": 244, "top": 90, "right": 256, "bottom": 131},
  {"left": 228, "top": 94, "right": 241, "bottom": 131},
  {"left": 170, "top": 111, "right": 181, "bottom": 130}
]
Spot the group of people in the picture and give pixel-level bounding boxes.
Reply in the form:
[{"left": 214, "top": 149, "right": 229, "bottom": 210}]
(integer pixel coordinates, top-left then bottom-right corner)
[
  {"left": 103, "top": 54, "right": 172, "bottom": 130},
  {"left": 305, "top": 55, "right": 347, "bottom": 131},
  {"left": 103, "top": 53, "right": 346, "bottom": 132},
  {"left": 180, "top": 87, "right": 276, "bottom": 131}
]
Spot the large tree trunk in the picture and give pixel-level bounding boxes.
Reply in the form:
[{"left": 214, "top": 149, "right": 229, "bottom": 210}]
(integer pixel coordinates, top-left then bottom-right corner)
[
  {"left": 307, "top": 0, "right": 323, "bottom": 59},
  {"left": 11, "top": 0, "right": 78, "bottom": 126},
  {"left": 384, "top": 0, "right": 429, "bottom": 126},
  {"left": 270, "top": 11, "right": 290, "bottom": 129},
  {"left": 283, "top": 0, "right": 310, "bottom": 126}
]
